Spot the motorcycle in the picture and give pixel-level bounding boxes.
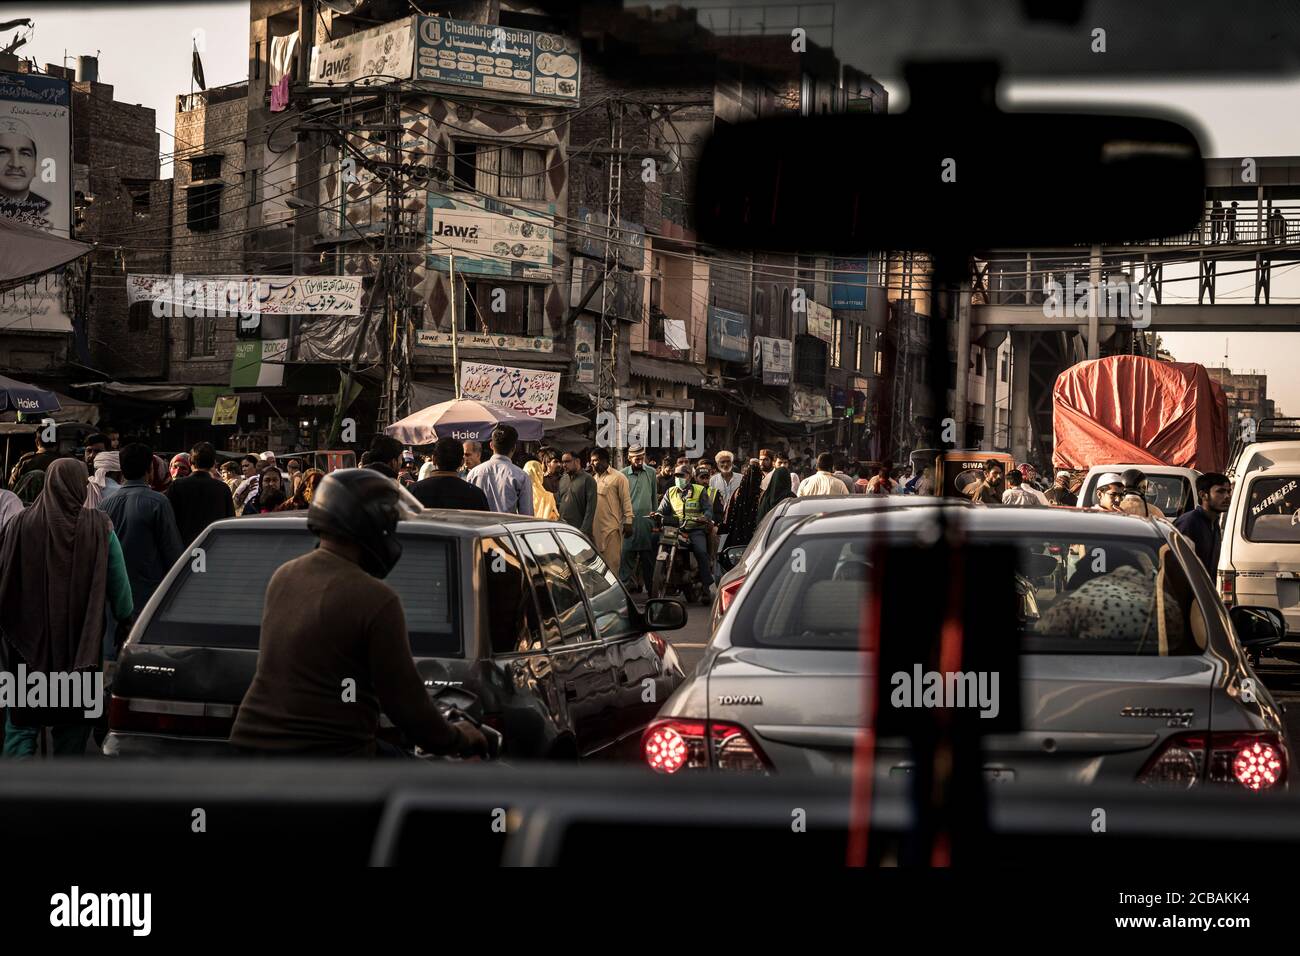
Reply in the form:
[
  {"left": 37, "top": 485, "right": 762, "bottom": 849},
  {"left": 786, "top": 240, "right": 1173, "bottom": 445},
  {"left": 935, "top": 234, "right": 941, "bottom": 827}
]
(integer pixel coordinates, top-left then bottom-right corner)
[
  {"left": 649, "top": 511, "right": 710, "bottom": 605},
  {"left": 410, "top": 686, "right": 503, "bottom": 761}
]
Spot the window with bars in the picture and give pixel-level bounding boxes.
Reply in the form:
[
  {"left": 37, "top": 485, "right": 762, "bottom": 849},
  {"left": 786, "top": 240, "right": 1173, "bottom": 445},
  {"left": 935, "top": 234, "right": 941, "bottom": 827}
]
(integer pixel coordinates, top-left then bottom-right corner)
[
  {"left": 831, "top": 318, "right": 843, "bottom": 368},
  {"left": 187, "top": 316, "right": 217, "bottom": 358},
  {"left": 452, "top": 140, "right": 546, "bottom": 200},
  {"left": 794, "top": 335, "right": 827, "bottom": 387},
  {"left": 190, "top": 155, "right": 222, "bottom": 180},
  {"left": 848, "top": 322, "right": 861, "bottom": 371},
  {"left": 462, "top": 281, "right": 546, "bottom": 336},
  {"left": 185, "top": 182, "right": 223, "bottom": 232}
]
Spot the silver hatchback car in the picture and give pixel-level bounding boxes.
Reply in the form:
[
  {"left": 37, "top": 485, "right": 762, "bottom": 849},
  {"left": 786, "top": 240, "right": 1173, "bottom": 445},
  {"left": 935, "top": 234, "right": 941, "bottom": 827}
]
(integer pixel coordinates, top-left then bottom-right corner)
[{"left": 646, "top": 502, "right": 1290, "bottom": 791}]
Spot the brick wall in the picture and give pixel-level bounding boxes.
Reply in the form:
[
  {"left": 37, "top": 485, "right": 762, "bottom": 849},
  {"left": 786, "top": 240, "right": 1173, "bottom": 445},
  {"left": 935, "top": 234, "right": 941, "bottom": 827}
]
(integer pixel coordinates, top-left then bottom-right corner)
[
  {"left": 74, "top": 81, "right": 170, "bottom": 378},
  {"left": 169, "top": 85, "right": 249, "bottom": 385}
]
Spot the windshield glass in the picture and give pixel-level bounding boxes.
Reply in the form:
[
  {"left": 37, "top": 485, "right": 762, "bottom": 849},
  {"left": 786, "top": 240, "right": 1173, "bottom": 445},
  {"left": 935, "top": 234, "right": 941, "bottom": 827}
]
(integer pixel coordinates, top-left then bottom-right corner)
[
  {"left": 145, "top": 529, "right": 461, "bottom": 656},
  {"left": 1244, "top": 476, "right": 1300, "bottom": 542},
  {"left": 732, "top": 531, "right": 1205, "bottom": 655}
]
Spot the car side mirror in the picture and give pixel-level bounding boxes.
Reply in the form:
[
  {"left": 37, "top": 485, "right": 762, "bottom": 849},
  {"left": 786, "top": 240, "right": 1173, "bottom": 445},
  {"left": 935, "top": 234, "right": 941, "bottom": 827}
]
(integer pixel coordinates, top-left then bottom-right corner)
[
  {"left": 1229, "top": 606, "right": 1285, "bottom": 648},
  {"left": 644, "top": 598, "right": 686, "bottom": 632},
  {"left": 718, "top": 545, "right": 746, "bottom": 573}
]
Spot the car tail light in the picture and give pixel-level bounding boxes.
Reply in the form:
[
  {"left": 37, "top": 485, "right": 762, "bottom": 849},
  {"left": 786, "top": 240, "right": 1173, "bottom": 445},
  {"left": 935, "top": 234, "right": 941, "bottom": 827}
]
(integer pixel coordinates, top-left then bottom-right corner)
[
  {"left": 1139, "top": 732, "right": 1286, "bottom": 791},
  {"left": 719, "top": 576, "right": 745, "bottom": 613},
  {"left": 1219, "top": 570, "right": 1237, "bottom": 607},
  {"left": 108, "top": 695, "right": 235, "bottom": 739},
  {"left": 641, "top": 718, "right": 772, "bottom": 774}
]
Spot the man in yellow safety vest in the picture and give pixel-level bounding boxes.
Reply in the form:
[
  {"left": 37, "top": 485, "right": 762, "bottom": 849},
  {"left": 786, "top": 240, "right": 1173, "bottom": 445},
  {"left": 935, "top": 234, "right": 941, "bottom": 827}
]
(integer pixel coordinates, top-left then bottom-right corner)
[{"left": 655, "top": 465, "right": 716, "bottom": 603}]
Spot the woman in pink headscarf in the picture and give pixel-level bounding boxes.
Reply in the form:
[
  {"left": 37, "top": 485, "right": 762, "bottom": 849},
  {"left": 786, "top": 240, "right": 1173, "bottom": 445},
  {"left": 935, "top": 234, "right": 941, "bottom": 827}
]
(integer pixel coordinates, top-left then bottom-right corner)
[{"left": 169, "top": 453, "right": 192, "bottom": 482}]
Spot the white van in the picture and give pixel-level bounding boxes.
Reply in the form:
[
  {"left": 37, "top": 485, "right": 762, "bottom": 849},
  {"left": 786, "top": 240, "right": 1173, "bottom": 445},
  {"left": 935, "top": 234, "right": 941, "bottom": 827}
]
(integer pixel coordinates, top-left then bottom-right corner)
[
  {"left": 1079, "top": 464, "right": 1200, "bottom": 517},
  {"left": 1220, "top": 440, "right": 1300, "bottom": 641}
]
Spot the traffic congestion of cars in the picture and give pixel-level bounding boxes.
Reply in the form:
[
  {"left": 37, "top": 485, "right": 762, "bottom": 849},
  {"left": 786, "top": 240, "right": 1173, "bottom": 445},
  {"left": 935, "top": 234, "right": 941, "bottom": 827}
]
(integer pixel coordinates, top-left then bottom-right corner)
[{"left": 88, "top": 423, "right": 1298, "bottom": 802}]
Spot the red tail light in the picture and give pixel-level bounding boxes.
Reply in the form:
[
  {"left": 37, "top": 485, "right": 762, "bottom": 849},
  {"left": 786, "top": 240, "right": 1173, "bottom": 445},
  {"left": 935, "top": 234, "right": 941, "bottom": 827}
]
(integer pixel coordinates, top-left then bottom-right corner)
[
  {"left": 1219, "top": 570, "right": 1237, "bottom": 607},
  {"left": 719, "top": 576, "right": 745, "bottom": 613},
  {"left": 641, "top": 718, "right": 772, "bottom": 774},
  {"left": 1139, "top": 732, "right": 1286, "bottom": 791},
  {"left": 108, "top": 695, "right": 235, "bottom": 739}
]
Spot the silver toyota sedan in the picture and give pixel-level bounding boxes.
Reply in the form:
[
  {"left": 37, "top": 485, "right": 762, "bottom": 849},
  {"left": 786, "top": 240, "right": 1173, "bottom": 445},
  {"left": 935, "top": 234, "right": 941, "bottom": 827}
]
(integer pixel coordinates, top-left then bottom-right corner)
[{"left": 645, "top": 501, "right": 1289, "bottom": 791}]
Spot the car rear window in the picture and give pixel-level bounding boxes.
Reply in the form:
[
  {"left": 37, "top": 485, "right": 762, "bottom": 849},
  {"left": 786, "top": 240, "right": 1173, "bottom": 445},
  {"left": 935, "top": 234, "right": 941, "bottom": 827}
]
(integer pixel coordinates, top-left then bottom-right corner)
[
  {"left": 1243, "top": 476, "right": 1300, "bottom": 543},
  {"left": 1084, "top": 474, "right": 1190, "bottom": 515},
  {"left": 730, "top": 531, "right": 1206, "bottom": 655},
  {"left": 142, "top": 529, "right": 460, "bottom": 655}
]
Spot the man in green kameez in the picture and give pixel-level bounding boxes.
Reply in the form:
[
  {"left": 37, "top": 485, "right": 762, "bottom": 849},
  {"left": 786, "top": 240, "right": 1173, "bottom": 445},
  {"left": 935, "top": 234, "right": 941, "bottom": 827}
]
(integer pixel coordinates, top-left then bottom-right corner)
[{"left": 620, "top": 444, "right": 659, "bottom": 595}]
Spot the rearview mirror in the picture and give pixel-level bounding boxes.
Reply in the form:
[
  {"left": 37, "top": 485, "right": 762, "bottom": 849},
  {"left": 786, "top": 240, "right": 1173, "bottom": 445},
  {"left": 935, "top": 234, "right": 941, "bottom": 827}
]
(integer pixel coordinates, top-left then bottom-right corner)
[
  {"left": 718, "top": 545, "right": 746, "bottom": 573},
  {"left": 1229, "top": 607, "right": 1285, "bottom": 648},
  {"left": 644, "top": 598, "right": 687, "bottom": 632},
  {"left": 696, "top": 104, "right": 1204, "bottom": 254}
]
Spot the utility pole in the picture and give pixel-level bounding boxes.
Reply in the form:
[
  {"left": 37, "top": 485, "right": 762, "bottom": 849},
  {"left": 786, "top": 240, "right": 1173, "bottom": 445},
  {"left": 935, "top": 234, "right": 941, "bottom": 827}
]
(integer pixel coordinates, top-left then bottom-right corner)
[{"left": 596, "top": 100, "right": 626, "bottom": 466}]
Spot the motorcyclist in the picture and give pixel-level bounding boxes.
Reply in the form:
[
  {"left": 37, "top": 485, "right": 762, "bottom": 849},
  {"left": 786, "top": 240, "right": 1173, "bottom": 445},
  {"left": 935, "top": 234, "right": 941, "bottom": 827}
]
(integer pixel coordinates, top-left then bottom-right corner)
[
  {"left": 654, "top": 465, "right": 716, "bottom": 605},
  {"left": 1117, "top": 467, "right": 1166, "bottom": 520},
  {"left": 230, "top": 468, "right": 489, "bottom": 759}
]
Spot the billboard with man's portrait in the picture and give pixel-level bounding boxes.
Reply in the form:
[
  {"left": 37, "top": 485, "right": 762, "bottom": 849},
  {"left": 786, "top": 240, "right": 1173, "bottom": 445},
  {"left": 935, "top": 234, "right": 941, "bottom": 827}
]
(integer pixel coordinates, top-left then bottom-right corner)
[{"left": 0, "top": 70, "right": 74, "bottom": 334}]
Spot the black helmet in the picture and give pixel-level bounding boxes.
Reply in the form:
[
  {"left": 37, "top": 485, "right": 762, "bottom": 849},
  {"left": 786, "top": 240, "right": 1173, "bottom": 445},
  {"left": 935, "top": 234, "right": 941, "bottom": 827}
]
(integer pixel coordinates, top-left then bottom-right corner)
[
  {"left": 306, "top": 468, "right": 423, "bottom": 578},
  {"left": 1120, "top": 468, "right": 1147, "bottom": 492}
]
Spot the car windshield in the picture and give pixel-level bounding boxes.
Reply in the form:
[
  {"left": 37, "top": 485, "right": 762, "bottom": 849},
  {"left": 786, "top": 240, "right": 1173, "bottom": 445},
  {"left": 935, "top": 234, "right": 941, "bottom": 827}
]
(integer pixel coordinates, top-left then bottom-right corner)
[
  {"left": 144, "top": 529, "right": 461, "bottom": 656},
  {"left": 732, "top": 531, "right": 1205, "bottom": 656}
]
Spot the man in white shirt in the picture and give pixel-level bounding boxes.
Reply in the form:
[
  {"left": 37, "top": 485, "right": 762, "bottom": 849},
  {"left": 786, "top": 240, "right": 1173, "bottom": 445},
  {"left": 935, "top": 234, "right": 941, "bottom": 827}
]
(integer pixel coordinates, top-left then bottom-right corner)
[
  {"left": 709, "top": 450, "right": 744, "bottom": 509},
  {"left": 1001, "top": 469, "right": 1043, "bottom": 506},
  {"left": 797, "top": 453, "right": 849, "bottom": 496}
]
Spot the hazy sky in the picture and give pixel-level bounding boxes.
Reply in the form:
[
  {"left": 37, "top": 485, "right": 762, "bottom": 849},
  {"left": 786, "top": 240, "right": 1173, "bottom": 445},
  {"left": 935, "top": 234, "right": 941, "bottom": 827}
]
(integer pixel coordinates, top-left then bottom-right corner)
[{"left": 3, "top": 2, "right": 1297, "bottom": 411}]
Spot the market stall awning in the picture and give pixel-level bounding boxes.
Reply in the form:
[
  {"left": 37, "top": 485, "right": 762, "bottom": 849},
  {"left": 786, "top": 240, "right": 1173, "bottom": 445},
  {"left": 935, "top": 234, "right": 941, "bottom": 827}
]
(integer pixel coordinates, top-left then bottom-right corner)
[
  {"left": 748, "top": 394, "right": 800, "bottom": 426},
  {"left": 91, "top": 382, "right": 193, "bottom": 403},
  {"left": 0, "top": 216, "right": 92, "bottom": 286},
  {"left": 630, "top": 355, "right": 707, "bottom": 387}
]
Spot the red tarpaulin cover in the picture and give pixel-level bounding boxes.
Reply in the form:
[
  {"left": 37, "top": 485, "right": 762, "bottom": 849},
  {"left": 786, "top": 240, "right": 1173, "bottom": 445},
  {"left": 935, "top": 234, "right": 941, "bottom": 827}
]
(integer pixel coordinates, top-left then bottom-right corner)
[{"left": 1052, "top": 356, "right": 1228, "bottom": 472}]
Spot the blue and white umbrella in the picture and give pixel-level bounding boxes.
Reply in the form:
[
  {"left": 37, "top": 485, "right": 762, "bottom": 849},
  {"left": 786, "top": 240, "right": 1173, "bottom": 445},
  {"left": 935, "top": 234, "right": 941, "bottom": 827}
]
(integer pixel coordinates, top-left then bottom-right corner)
[{"left": 0, "top": 374, "right": 62, "bottom": 416}]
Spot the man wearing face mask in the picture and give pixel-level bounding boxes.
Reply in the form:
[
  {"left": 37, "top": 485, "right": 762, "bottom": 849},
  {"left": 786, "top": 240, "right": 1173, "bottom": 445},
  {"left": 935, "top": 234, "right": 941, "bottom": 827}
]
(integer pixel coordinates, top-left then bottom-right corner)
[
  {"left": 230, "top": 469, "right": 487, "bottom": 758},
  {"left": 656, "top": 465, "right": 716, "bottom": 604}
]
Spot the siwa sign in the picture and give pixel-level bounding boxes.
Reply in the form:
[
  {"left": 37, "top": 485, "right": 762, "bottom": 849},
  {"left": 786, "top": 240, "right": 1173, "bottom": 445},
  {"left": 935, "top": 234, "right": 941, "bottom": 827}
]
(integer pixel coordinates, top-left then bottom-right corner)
[{"left": 459, "top": 361, "right": 560, "bottom": 419}]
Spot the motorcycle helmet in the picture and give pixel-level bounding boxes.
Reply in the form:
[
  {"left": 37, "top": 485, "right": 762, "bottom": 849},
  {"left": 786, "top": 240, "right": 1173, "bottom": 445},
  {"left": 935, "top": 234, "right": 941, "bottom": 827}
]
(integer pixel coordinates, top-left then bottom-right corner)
[
  {"left": 1119, "top": 468, "right": 1147, "bottom": 495},
  {"left": 306, "top": 468, "right": 424, "bottom": 578}
]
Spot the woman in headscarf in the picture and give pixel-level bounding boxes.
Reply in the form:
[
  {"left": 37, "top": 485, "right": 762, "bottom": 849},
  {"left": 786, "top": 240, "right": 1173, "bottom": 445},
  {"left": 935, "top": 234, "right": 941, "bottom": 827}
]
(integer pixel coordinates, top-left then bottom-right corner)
[
  {"left": 147, "top": 453, "right": 172, "bottom": 493},
  {"left": 523, "top": 458, "right": 560, "bottom": 521},
  {"left": 169, "top": 452, "right": 192, "bottom": 482},
  {"left": 719, "top": 461, "right": 764, "bottom": 549},
  {"left": 274, "top": 468, "right": 324, "bottom": 511},
  {"left": 241, "top": 465, "right": 287, "bottom": 515},
  {"left": 0, "top": 458, "right": 133, "bottom": 757},
  {"left": 757, "top": 466, "right": 796, "bottom": 520},
  {"left": 0, "top": 488, "right": 23, "bottom": 530}
]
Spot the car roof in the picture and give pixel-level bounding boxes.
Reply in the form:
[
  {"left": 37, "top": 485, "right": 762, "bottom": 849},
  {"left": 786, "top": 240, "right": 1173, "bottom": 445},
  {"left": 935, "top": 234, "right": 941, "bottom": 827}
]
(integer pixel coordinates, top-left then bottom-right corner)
[
  {"left": 773, "top": 494, "right": 908, "bottom": 517},
  {"left": 199, "top": 510, "right": 577, "bottom": 539},
  {"left": 1084, "top": 464, "right": 1198, "bottom": 475},
  {"left": 786, "top": 501, "right": 1171, "bottom": 539}
]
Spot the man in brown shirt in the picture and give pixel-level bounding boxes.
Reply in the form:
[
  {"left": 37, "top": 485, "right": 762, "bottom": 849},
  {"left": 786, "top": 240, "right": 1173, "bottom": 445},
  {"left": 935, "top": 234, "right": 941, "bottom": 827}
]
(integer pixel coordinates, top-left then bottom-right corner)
[{"left": 230, "top": 469, "right": 486, "bottom": 758}]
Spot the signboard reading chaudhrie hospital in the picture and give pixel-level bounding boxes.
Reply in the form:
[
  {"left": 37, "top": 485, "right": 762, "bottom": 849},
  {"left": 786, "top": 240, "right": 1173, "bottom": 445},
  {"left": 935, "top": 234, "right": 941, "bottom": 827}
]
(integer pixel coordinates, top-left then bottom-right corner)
[
  {"left": 459, "top": 361, "right": 560, "bottom": 419},
  {"left": 415, "top": 16, "right": 580, "bottom": 106}
]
